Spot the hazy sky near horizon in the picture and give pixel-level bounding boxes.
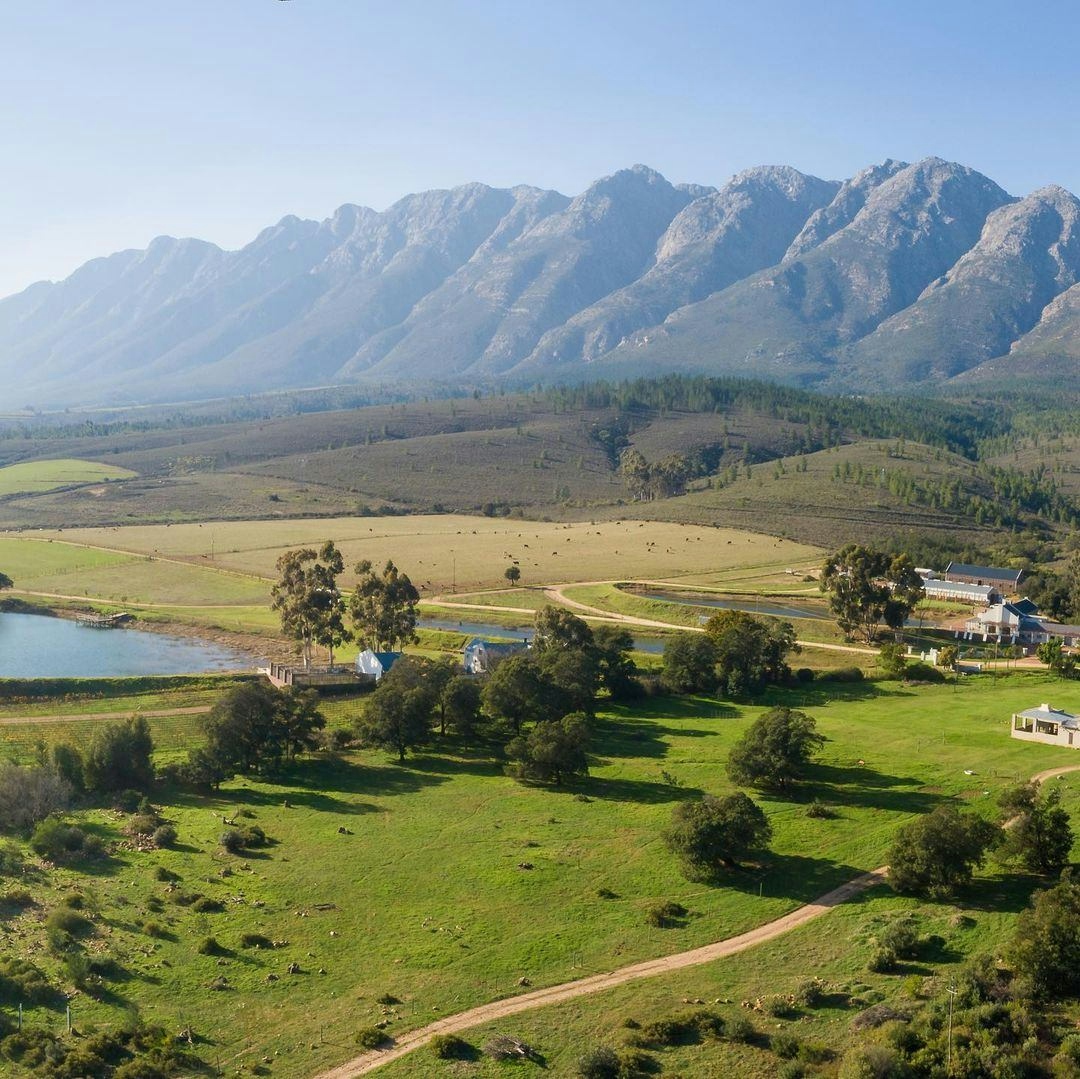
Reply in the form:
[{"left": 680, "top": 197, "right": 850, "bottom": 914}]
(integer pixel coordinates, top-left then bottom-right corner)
[{"left": 2, "top": 0, "right": 1078, "bottom": 297}]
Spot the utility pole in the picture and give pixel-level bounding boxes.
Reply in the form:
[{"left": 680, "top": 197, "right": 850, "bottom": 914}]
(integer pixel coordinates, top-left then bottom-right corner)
[{"left": 946, "top": 983, "right": 957, "bottom": 1074}]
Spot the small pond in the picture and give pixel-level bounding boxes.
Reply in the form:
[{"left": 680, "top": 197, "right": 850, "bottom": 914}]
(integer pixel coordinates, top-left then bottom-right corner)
[
  {"left": 638, "top": 589, "right": 832, "bottom": 621},
  {"left": 0, "top": 612, "right": 252, "bottom": 679},
  {"left": 419, "top": 615, "right": 665, "bottom": 654}
]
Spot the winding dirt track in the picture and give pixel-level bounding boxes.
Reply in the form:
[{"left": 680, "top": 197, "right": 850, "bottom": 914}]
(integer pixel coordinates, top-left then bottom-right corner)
[{"left": 316, "top": 763, "right": 1080, "bottom": 1078}]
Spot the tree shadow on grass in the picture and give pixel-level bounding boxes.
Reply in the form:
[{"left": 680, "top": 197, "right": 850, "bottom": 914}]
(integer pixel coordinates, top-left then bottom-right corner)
[
  {"left": 798, "top": 762, "right": 945, "bottom": 816},
  {"left": 722, "top": 852, "right": 883, "bottom": 905},
  {"left": 761, "top": 681, "right": 912, "bottom": 708},
  {"left": 578, "top": 774, "right": 704, "bottom": 806},
  {"left": 954, "top": 872, "right": 1045, "bottom": 915},
  {"left": 593, "top": 715, "right": 720, "bottom": 763}
]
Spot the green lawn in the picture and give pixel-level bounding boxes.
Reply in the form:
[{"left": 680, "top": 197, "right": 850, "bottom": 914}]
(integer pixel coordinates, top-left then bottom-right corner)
[
  {"left": 0, "top": 458, "right": 136, "bottom": 496},
  {"left": 3, "top": 672, "right": 1079, "bottom": 1076}
]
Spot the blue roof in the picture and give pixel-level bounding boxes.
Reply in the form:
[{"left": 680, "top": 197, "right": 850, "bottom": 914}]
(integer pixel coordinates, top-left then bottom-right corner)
[{"left": 372, "top": 651, "right": 401, "bottom": 667}]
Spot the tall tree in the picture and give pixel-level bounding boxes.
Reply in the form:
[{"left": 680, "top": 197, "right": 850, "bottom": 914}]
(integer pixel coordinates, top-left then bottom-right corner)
[
  {"left": 662, "top": 632, "right": 717, "bottom": 694},
  {"left": 506, "top": 712, "right": 590, "bottom": 785},
  {"left": 271, "top": 542, "right": 348, "bottom": 668},
  {"left": 664, "top": 793, "right": 772, "bottom": 879},
  {"left": 999, "top": 782, "right": 1074, "bottom": 876},
  {"left": 481, "top": 654, "right": 560, "bottom": 732},
  {"left": 1010, "top": 879, "right": 1080, "bottom": 998},
  {"left": 592, "top": 624, "right": 638, "bottom": 700},
  {"left": 441, "top": 676, "right": 483, "bottom": 739},
  {"left": 726, "top": 707, "right": 824, "bottom": 792},
  {"left": 887, "top": 806, "right": 1001, "bottom": 898},
  {"left": 356, "top": 657, "right": 436, "bottom": 761},
  {"left": 619, "top": 448, "right": 651, "bottom": 501},
  {"left": 350, "top": 559, "right": 420, "bottom": 651},
  {"left": 820, "top": 545, "right": 924, "bottom": 643},
  {"left": 533, "top": 606, "right": 594, "bottom": 654},
  {"left": 83, "top": 716, "right": 155, "bottom": 793}
]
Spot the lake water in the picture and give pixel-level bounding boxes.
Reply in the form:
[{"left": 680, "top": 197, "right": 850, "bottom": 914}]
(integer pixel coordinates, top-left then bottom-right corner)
[
  {"left": 0, "top": 612, "right": 252, "bottom": 679},
  {"left": 639, "top": 590, "right": 832, "bottom": 621}
]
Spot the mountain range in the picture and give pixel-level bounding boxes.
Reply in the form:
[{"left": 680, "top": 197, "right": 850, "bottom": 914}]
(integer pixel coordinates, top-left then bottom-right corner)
[{"left": 4, "top": 157, "right": 1080, "bottom": 407}]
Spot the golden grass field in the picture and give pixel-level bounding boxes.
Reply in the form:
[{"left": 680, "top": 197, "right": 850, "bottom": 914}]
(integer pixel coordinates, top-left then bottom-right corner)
[{"left": 16, "top": 515, "right": 822, "bottom": 597}]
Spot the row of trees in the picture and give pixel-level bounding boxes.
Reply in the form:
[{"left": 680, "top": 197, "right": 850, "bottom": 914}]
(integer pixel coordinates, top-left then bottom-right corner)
[
  {"left": 272, "top": 545, "right": 419, "bottom": 667},
  {"left": 662, "top": 610, "right": 798, "bottom": 697}
]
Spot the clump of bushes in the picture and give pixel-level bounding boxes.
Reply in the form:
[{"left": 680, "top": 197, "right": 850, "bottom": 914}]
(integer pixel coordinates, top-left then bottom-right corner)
[
  {"left": 726, "top": 1015, "right": 757, "bottom": 1043},
  {"left": 30, "top": 817, "right": 89, "bottom": 860},
  {"left": 141, "top": 921, "right": 168, "bottom": 940},
  {"left": 220, "top": 825, "right": 268, "bottom": 854},
  {"left": 644, "top": 900, "right": 687, "bottom": 928},
  {"left": 0, "top": 956, "right": 54, "bottom": 1005},
  {"left": 240, "top": 933, "right": 273, "bottom": 949},
  {"left": 197, "top": 937, "right": 227, "bottom": 956},
  {"left": 45, "top": 906, "right": 93, "bottom": 951},
  {"left": 772, "top": 1030, "right": 800, "bottom": 1059},
  {"left": 430, "top": 1034, "right": 472, "bottom": 1060},
  {"left": 794, "top": 977, "right": 828, "bottom": 1008},
  {"left": 127, "top": 812, "right": 160, "bottom": 837},
  {"left": 154, "top": 865, "right": 180, "bottom": 883},
  {"left": 577, "top": 1046, "right": 620, "bottom": 1078},
  {"left": 805, "top": 799, "right": 836, "bottom": 819},
  {"left": 355, "top": 1027, "right": 389, "bottom": 1049},
  {"left": 192, "top": 896, "right": 225, "bottom": 914},
  {"left": 817, "top": 666, "right": 864, "bottom": 683}
]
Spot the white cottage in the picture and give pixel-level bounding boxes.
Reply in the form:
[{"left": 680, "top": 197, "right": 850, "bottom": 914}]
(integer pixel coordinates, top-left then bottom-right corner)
[
  {"left": 1011, "top": 703, "right": 1080, "bottom": 748},
  {"left": 355, "top": 650, "right": 402, "bottom": 682}
]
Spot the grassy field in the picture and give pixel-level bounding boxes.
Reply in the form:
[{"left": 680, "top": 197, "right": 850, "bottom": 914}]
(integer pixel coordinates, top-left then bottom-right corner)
[
  {"left": 3, "top": 672, "right": 1079, "bottom": 1077},
  {"left": 8, "top": 516, "right": 821, "bottom": 596},
  {"left": 0, "top": 458, "right": 135, "bottom": 496}
]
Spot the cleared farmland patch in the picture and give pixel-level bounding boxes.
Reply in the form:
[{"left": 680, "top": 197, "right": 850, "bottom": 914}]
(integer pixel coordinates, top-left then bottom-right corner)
[{"left": 0, "top": 457, "right": 135, "bottom": 496}]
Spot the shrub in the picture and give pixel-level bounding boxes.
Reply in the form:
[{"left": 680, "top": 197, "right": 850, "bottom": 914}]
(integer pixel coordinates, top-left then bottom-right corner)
[
  {"left": 577, "top": 1046, "right": 620, "bottom": 1078},
  {"left": 142, "top": 921, "right": 168, "bottom": 939},
  {"left": 726, "top": 1015, "right": 756, "bottom": 1043},
  {"left": 128, "top": 813, "right": 160, "bottom": 836},
  {"left": 614, "top": 1048, "right": 656, "bottom": 1077},
  {"left": 46, "top": 906, "right": 93, "bottom": 951},
  {"left": 687, "top": 1009, "right": 725, "bottom": 1039},
  {"left": 60, "top": 892, "right": 85, "bottom": 909},
  {"left": 240, "top": 933, "right": 273, "bottom": 949},
  {"left": 430, "top": 1033, "right": 471, "bottom": 1060},
  {"left": 644, "top": 901, "right": 687, "bottom": 928},
  {"left": 0, "top": 957, "right": 53, "bottom": 1005},
  {"left": 763, "top": 994, "right": 796, "bottom": 1018},
  {"left": 192, "top": 896, "right": 225, "bottom": 914},
  {"left": 82, "top": 834, "right": 104, "bottom": 858},
  {"left": 145, "top": 896, "right": 164, "bottom": 913},
  {"left": 805, "top": 799, "right": 836, "bottom": 819},
  {"left": 220, "top": 830, "right": 246, "bottom": 854},
  {"left": 867, "top": 948, "right": 897, "bottom": 973},
  {"left": 30, "top": 816, "right": 85, "bottom": 859},
  {"left": 0, "top": 763, "right": 72, "bottom": 832},
  {"left": 772, "top": 1031, "right": 800, "bottom": 1059},
  {"left": 795, "top": 667, "right": 815, "bottom": 683},
  {"left": 838, "top": 1045, "right": 901, "bottom": 1079},
  {"left": 794, "top": 977, "right": 827, "bottom": 1008},
  {"left": 153, "top": 825, "right": 177, "bottom": 848},
  {"left": 113, "top": 789, "right": 145, "bottom": 813},
  {"left": 818, "top": 666, "right": 864, "bottom": 683},
  {"left": 197, "top": 936, "right": 226, "bottom": 956},
  {"left": 641, "top": 1016, "right": 697, "bottom": 1046},
  {"left": 154, "top": 866, "right": 180, "bottom": 882},
  {"left": 877, "top": 917, "right": 920, "bottom": 960},
  {"left": 777, "top": 1063, "right": 805, "bottom": 1079},
  {"left": 355, "top": 1028, "right": 388, "bottom": 1049}
]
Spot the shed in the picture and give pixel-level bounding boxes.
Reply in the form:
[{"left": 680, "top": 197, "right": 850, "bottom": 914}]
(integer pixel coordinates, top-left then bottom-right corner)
[{"left": 1011, "top": 703, "right": 1080, "bottom": 748}]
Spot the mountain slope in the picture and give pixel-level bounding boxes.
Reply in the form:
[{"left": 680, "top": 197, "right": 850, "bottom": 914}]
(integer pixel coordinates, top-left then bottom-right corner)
[
  {"left": 9, "top": 156, "right": 1080, "bottom": 405},
  {"left": 843, "top": 186, "right": 1080, "bottom": 387},
  {"left": 567, "top": 158, "right": 1013, "bottom": 384}
]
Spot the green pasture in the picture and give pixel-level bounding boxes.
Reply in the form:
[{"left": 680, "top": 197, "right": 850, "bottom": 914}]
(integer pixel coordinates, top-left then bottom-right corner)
[
  {"left": 2, "top": 673, "right": 1079, "bottom": 1076},
  {"left": 0, "top": 458, "right": 135, "bottom": 496}
]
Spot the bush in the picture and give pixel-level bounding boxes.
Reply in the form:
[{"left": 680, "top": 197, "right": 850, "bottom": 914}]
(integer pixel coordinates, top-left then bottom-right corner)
[
  {"left": 197, "top": 937, "right": 226, "bottom": 956},
  {"left": 113, "top": 790, "right": 146, "bottom": 814},
  {"left": 154, "top": 866, "right": 180, "bottom": 882},
  {"left": 142, "top": 921, "right": 168, "bottom": 939},
  {"left": 726, "top": 1015, "right": 756, "bottom": 1043},
  {"left": 355, "top": 1027, "right": 388, "bottom": 1049},
  {"left": 877, "top": 917, "right": 921, "bottom": 960},
  {"left": 641, "top": 1016, "right": 697, "bottom": 1046},
  {"left": 46, "top": 906, "right": 93, "bottom": 950},
  {"left": 0, "top": 763, "right": 72, "bottom": 832},
  {"left": 577, "top": 1046, "right": 620, "bottom": 1079},
  {"left": 60, "top": 892, "right": 85, "bottom": 909},
  {"left": 777, "top": 1063, "right": 805, "bottom": 1079},
  {"left": 30, "top": 817, "right": 85, "bottom": 859},
  {"left": 153, "top": 824, "right": 177, "bottom": 848},
  {"left": 805, "top": 799, "right": 836, "bottom": 819},
  {"left": 192, "top": 896, "right": 225, "bottom": 914},
  {"left": 795, "top": 667, "right": 815, "bottom": 683},
  {"left": 763, "top": 994, "right": 796, "bottom": 1018},
  {"left": 221, "top": 825, "right": 268, "bottom": 854},
  {"left": 838, "top": 1045, "right": 901, "bottom": 1079},
  {"left": 0, "top": 957, "right": 54, "bottom": 1005},
  {"left": 794, "top": 977, "right": 827, "bottom": 1008},
  {"left": 220, "top": 830, "right": 246, "bottom": 854},
  {"left": 128, "top": 813, "right": 160, "bottom": 836},
  {"left": 772, "top": 1030, "right": 800, "bottom": 1059},
  {"left": 644, "top": 901, "right": 687, "bottom": 928},
  {"left": 240, "top": 933, "right": 273, "bottom": 949},
  {"left": 430, "top": 1033, "right": 471, "bottom": 1060},
  {"left": 818, "top": 666, "right": 864, "bottom": 683},
  {"left": 867, "top": 948, "right": 897, "bottom": 973}
]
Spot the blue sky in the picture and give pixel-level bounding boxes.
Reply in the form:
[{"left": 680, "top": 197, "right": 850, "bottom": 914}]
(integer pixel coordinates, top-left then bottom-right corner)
[{"left": 2, "top": 0, "right": 1077, "bottom": 296}]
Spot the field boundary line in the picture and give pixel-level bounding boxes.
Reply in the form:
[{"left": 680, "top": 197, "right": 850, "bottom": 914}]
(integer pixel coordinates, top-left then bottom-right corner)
[{"left": 0, "top": 705, "right": 212, "bottom": 727}]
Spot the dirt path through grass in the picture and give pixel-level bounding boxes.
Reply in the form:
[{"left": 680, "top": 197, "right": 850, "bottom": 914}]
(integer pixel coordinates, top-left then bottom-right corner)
[{"left": 314, "top": 867, "right": 889, "bottom": 1077}]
